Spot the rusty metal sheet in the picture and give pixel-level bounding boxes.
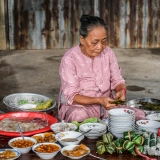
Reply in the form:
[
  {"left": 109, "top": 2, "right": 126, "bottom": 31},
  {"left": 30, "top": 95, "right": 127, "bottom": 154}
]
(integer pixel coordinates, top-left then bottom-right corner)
[{"left": 6, "top": 0, "right": 160, "bottom": 49}]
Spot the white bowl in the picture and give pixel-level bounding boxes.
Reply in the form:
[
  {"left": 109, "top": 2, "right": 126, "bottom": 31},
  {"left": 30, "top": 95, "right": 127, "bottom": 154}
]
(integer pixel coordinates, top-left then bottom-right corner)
[
  {"left": 50, "top": 122, "right": 77, "bottom": 134},
  {"left": 136, "top": 120, "right": 160, "bottom": 128},
  {"left": 0, "top": 148, "right": 21, "bottom": 160},
  {"left": 8, "top": 137, "right": 37, "bottom": 154},
  {"left": 108, "top": 108, "right": 135, "bottom": 116},
  {"left": 55, "top": 131, "right": 84, "bottom": 146},
  {"left": 79, "top": 129, "right": 106, "bottom": 137},
  {"left": 79, "top": 123, "right": 106, "bottom": 132},
  {"left": 61, "top": 144, "right": 90, "bottom": 159},
  {"left": 31, "top": 132, "right": 56, "bottom": 143},
  {"left": 146, "top": 113, "right": 160, "bottom": 121},
  {"left": 111, "top": 133, "right": 123, "bottom": 138},
  {"left": 32, "top": 142, "right": 61, "bottom": 159}
]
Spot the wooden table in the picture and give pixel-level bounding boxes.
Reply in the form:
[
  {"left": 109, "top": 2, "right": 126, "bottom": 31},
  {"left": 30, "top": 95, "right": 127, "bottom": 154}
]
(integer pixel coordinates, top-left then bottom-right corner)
[{"left": 0, "top": 135, "right": 158, "bottom": 160}]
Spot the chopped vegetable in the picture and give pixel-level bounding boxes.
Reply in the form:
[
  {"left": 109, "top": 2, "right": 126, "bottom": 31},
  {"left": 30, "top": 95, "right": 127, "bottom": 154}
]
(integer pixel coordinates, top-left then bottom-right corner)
[{"left": 111, "top": 99, "right": 125, "bottom": 105}]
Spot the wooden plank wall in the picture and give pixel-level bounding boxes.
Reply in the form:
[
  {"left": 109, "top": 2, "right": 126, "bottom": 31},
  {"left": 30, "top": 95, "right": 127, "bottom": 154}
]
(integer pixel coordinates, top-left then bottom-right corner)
[{"left": 0, "top": 0, "right": 6, "bottom": 50}]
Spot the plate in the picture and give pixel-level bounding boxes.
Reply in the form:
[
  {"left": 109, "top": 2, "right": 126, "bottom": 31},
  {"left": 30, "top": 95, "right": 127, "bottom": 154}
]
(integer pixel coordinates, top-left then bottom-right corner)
[
  {"left": 0, "top": 148, "right": 21, "bottom": 160},
  {"left": 32, "top": 132, "right": 56, "bottom": 143},
  {"left": 0, "top": 112, "right": 58, "bottom": 136},
  {"left": 61, "top": 144, "right": 90, "bottom": 159}
]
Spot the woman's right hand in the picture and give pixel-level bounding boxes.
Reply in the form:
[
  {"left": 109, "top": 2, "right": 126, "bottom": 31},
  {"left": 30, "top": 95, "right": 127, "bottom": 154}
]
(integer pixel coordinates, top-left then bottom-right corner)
[{"left": 99, "top": 97, "right": 116, "bottom": 110}]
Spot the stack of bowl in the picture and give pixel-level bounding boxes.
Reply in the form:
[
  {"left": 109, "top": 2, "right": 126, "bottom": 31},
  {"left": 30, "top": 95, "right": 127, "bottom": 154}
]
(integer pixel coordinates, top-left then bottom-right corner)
[
  {"left": 136, "top": 120, "right": 160, "bottom": 133},
  {"left": 108, "top": 108, "right": 135, "bottom": 138},
  {"left": 79, "top": 123, "right": 107, "bottom": 139}
]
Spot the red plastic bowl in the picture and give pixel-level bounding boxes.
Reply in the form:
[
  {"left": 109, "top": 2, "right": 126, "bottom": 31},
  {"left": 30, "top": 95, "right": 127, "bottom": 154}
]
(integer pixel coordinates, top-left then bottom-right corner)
[{"left": 0, "top": 112, "right": 58, "bottom": 137}]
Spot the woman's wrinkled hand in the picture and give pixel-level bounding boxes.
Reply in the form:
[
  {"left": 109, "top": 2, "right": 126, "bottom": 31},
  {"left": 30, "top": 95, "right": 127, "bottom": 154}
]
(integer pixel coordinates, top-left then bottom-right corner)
[
  {"left": 115, "top": 89, "right": 126, "bottom": 101},
  {"left": 99, "top": 97, "right": 116, "bottom": 110}
]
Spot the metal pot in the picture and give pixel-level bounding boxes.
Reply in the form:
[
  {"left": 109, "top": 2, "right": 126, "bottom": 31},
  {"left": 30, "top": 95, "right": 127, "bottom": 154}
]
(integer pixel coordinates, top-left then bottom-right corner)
[{"left": 126, "top": 97, "right": 160, "bottom": 115}]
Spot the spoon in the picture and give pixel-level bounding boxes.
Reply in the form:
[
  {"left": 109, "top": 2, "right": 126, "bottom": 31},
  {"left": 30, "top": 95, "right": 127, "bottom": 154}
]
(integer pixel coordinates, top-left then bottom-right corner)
[
  {"left": 89, "top": 153, "right": 107, "bottom": 160},
  {"left": 17, "top": 124, "right": 25, "bottom": 140},
  {"left": 61, "top": 129, "right": 92, "bottom": 142}
]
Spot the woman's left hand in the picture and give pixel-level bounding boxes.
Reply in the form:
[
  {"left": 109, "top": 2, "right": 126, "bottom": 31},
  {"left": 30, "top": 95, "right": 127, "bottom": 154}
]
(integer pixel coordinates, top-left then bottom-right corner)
[{"left": 115, "top": 89, "right": 126, "bottom": 101}]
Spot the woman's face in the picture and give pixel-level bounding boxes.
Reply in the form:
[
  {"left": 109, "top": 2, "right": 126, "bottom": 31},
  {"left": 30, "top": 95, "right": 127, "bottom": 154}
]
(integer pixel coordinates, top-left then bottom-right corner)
[{"left": 80, "top": 26, "right": 107, "bottom": 59}]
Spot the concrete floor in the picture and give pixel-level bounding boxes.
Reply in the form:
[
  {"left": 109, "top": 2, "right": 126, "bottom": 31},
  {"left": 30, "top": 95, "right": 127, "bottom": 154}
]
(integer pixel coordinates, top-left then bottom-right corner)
[{"left": 0, "top": 48, "right": 160, "bottom": 114}]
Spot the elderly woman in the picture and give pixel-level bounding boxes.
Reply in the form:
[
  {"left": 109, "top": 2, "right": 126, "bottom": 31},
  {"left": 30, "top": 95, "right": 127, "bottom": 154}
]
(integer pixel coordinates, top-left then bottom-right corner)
[{"left": 58, "top": 15, "right": 145, "bottom": 122}]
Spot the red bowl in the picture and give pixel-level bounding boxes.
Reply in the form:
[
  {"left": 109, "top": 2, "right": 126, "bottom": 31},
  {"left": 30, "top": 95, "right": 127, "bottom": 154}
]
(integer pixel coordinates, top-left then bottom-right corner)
[{"left": 0, "top": 112, "right": 58, "bottom": 137}]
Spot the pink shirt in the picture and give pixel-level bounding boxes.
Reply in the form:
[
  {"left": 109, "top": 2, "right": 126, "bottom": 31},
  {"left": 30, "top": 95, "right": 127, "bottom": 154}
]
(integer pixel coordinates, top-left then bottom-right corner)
[{"left": 58, "top": 45, "right": 125, "bottom": 121}]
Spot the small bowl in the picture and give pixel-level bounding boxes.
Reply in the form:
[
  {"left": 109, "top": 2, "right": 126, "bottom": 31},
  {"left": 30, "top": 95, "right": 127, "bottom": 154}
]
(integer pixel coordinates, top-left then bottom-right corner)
[
  {"left": 8, "top": 137, "right": 37, "bottom": 154},
  {"left": 136, "top": 120, "right": 160, "bottom": 128},
  {"left": 32, "top": 142, "right": 61, "bottom": 159},
  {"left": 0, "top": 148, "right": 21, "bottom": 160},
  {"left": 79, "top": 123, "right": 106, "bottom": 133},
  {"left": 50, "top": 122, "right": 77, "bottom": 134},
  {"left": 55, "top": 131, "right": 84, "bottom": 146},
  {"left": 61, "top": 144, "right": 90, "bottom": 159},
  {"left": 108, "top": 108, "right": 135, "bottom": 116}
]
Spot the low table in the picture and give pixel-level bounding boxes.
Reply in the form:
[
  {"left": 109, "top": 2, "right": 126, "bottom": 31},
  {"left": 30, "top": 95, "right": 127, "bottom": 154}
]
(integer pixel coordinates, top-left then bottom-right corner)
[{"left": 0, "top": 135, "right": 157, "bottom": 160}]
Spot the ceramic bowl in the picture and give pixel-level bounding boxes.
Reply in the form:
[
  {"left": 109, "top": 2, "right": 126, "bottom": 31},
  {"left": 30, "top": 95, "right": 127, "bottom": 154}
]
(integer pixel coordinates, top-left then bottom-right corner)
[
  {"left": 108, "top": 108, "right": 135, "bottom": 116},
  {"left": 50, "top": 122, "right": 77, "bottom": 134},
  {"left": 61, "top": 144, "right": 90, "bottom": 159},
  {"left": 32, "top": 142, "right": 61, "bottom": 159},
  {"left": 79, "top": 123, "right": 106, "bottom": 133},
  {"left": 8, "top": 137, "right": 37, "bottom": 154},
  {"left": 55, "top": 131, "right": 84, "bottom": 146},
  {"left": 0, "top": 148, "right": 21, "bottom": 160},
  {"left": 136, "top": 120, "right": 160, "bottom": 128},
  {"left": 111, "top": 132, "right": 123, "bottom": 138},
  {"left": 146, "top": 113, "right": 160, "bottom": 121},
  {"left": 31, "top": 132, "right": 56, "bottom": 143}
]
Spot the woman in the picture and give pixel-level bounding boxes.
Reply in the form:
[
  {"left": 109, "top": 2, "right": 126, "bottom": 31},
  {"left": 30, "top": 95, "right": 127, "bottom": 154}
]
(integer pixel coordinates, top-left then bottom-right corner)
[{"left": 58, "top": 15, "right": 145, "bottom": 122}]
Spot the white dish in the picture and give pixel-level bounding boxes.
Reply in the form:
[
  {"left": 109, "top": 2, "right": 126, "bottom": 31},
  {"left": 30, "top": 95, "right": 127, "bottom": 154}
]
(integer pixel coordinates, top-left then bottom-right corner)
[
  {"left": 32, "top": 142, "right": 61, "bottom": 159},
  {"left": 108, "top": 108, "right": 135, "bottom": 116},
  {"left": 0, "top": 148, "right": 21, "bottom": 160},
  {"left": 55, "top": 131, "right": 84, "bottom": 146},
  {"left": 109, "top": 116, "right": 135, "bottom": 121},
  {"left": 136, "top": 120, "right": 160, "bottom": 128},
  {"left": 50, "top": 122, "right": 77, "bottom": 134},
  {"left": 32, "top": 132, "right": 56, "bottom": 143},
  {"left": 79, "top": 130, "right": 106, "bottom": 137},
  {"left": 79, "top": 123, "right": 106, "bottom": 132},
  {"left": 108, "top": 122, "right": 134, "bottom": 127},
  {"left": 8, "top": 137, "right": 37, "bottom": 154},
  {"left": 146, "top": 113, "right": 160, "bottom": 121},
  {"left": 61, "top": 144, "right": 90, "bottom": 159}
]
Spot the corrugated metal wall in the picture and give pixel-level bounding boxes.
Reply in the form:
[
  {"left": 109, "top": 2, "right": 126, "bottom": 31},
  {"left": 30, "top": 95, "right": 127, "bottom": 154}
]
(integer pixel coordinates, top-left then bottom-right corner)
[{"left": 6, "top": 0, "right": 160, "bottom": 49}]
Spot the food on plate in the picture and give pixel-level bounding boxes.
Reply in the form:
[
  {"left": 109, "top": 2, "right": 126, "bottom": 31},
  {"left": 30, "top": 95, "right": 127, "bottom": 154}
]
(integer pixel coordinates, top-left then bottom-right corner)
[
  {"left": 19, "top": 99, "right": 53, "bottom": 110},
  {"left": 0, "top": 150, "right": 17, "bottom": 159},
  {"left": 32, "top": 132, "right": 56, "bottom": 143},
  {"left": 0, "top": 118, "right": 45, "bottom": 132},
  {"left": 34, "top": 144, "right": 60, "bottom": 153},
  {"left": 10, "top": 139, "right": 35, "bottom": 148},
  {"left": 61, "top": 138, "right": 78, "bottom": 142},
  {"left": 62, "top": 144, "right": 89, "bottom": 157}
]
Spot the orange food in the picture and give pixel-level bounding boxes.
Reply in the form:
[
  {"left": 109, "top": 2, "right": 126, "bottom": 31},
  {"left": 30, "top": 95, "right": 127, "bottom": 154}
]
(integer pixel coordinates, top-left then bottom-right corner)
[
  {"left": 63, "top": 144, "right": 89, "bottom": 157},
  {"left": 32, "top": 132, "right": 56, "bottom": 143},
  {"left": 35, "top": 144, "right": 59, "bottom": 153},
  {"left": 0, "top": 150, "right": 17, "bottom": 159},
  {"left": 10, "top": 139, "right": 35, "bottom": 148}
]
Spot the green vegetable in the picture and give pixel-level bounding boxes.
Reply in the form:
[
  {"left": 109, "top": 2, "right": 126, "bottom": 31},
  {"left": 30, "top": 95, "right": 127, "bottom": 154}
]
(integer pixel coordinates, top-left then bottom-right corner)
[
  {"left": 111, "top": 99, "right": 125, "bottom": 105},
  {"left": 71, "top": 117, "right": 98, "bottom": 131},
  {"left": 33, "top": 99, "right": 53, "bottom": 110},
  {"left": 19, "top": 100, "right": 28, "bottom": 105}
]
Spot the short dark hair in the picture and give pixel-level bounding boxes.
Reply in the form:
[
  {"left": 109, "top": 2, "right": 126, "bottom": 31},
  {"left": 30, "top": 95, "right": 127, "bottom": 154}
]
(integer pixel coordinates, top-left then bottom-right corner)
[{"left": 79, "top": 15, "right": 107, "bottom": 38}]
